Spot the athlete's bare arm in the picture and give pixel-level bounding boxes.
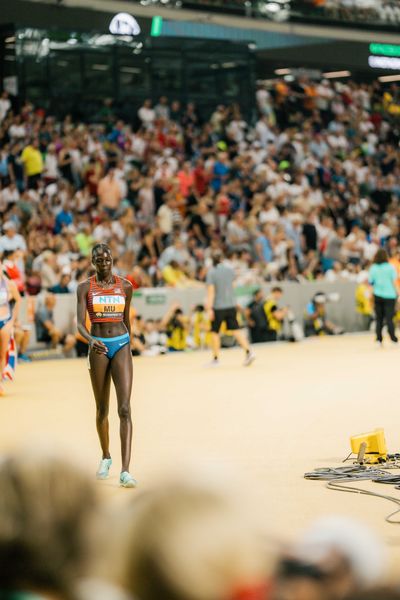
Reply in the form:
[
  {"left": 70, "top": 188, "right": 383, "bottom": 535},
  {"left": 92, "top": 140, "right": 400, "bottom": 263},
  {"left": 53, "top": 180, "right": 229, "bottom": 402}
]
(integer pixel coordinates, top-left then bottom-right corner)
[
  {"left": 76, "top": 280, "right": 107, "bottom": 354},
  {"left": 122, "top": 279, "right": 133, "bottom": 337}
]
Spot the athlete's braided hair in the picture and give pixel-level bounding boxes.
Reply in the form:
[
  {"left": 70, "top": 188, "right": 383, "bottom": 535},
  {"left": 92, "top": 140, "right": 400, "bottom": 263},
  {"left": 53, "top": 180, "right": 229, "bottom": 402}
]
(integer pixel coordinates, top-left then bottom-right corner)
[{"left": 92, "top": 243, "right": 111, "bottom": 259}]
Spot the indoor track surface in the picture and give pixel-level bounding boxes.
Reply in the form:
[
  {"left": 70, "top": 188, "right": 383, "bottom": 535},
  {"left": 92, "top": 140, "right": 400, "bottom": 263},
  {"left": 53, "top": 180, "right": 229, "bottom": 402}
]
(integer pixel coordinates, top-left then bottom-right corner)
[{"left": 2, "top": 334, "right": 400, "bottom": 573}]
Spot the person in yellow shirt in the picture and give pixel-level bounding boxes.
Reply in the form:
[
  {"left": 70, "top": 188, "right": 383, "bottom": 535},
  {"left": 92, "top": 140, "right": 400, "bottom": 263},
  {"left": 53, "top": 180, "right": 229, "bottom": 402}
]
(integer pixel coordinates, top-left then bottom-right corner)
[
  {"left": 21, "top": 138, "right": 43, "bottom": 189},
  {"left": 192, "top": 305, "right": 211, "bottom": 349},
  {"left": 355, "top": 275, "right": 373, "bottom": 330},
  {"left": 263, "top": 287, "right": 288, "bottom": 342},
  {"left": 389, "top": 249, "right": 400, "bottom": 292},
  {"left": 162, "top": 260, "right": 190, "bottom": 288},
  {"left": 161, "top": 302, "right": 188, "bottom": 351}
]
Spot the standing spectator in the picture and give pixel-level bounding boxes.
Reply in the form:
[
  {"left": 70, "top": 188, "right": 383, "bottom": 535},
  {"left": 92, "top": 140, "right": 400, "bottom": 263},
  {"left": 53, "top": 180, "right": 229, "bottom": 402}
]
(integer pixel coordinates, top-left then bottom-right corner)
[
  {"left": 177, "top": 161, "right": 194, "bottom": 199},
  {"left": 369, "top": 248, "right": 398, "bottom": 346},
  {"left": 154, "top": 96, "right": 170, "bottom": 120},
  {"left": 0, "top": 91, "right": 11, "bottom": 122},
  {"left": 21, "top": 138, "right": 43, "bottom": 189},
  {"left": 138, "top": 99, "right": 156, "bottom": 129},
  {"left": 97, "top": 168, "right": 123, "bottom": 218}
]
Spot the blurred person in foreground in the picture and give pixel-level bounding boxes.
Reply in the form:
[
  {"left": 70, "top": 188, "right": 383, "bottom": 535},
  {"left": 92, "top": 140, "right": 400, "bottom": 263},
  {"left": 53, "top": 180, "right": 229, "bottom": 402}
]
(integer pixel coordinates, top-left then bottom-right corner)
[
  {"left": 119, "top": 472, "right": 270, "bottom": 600},
  {"left": 205, "top": 251, "right": 255, "bottom": 367},
  {"left": 274, "top": 516, "right": 385, "bottom": 600},
  {"left": 369, "top": 248, "right": 398, "bottom": 347},
  {"left": 0, "top": 450, "right": 98, "bottom": 600}
]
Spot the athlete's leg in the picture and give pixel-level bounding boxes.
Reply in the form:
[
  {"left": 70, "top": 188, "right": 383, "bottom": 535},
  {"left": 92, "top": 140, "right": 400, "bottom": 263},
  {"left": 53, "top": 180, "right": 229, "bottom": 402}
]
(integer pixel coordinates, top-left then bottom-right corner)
[
  {"left": 384, "top": 298, "right": 397, "bottom": 342},
  {"left": 374, "top": 296, "right": 384, "bottom": 343},
  {"left": 110, "top": 344, "right": 133, "bottom": 473},
  {"left": 231, "top": 329, "right": 250, "bottom": 352},
  {"left": 210, "top": 332, "right": 221, "bottom": 360},
  {"left": 0, "top": 321, "right": 13, "bottom": 391},
  {"left": 89, "top": 351, "right": 112, "bottom": 459}
]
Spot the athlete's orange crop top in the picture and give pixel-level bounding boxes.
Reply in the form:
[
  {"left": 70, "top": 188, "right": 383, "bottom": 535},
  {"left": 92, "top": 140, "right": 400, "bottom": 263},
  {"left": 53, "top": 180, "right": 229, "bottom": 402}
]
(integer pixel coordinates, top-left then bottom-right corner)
[{"left": 87, "top": 275, "right": 126, "bottom": 323}]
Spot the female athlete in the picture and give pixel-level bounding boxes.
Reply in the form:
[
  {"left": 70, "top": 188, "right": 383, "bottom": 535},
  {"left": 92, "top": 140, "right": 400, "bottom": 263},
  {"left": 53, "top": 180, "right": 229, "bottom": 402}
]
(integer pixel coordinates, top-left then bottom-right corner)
[
  {"left": 77, "top": 243, "right": 136, "bottom": 487},
  {"left": 0, "top": 265, "right": 21, "bottom": 395}
]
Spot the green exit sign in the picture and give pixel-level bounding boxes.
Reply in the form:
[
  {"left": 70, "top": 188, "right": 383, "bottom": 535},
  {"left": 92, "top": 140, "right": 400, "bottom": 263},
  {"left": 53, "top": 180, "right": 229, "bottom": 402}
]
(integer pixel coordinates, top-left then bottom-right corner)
[
  {"left": 370, "top": 43, "right": 400, "bottom": 57},
  {"left": 151, "top": 16, "right": 163, "bottom": 37}
]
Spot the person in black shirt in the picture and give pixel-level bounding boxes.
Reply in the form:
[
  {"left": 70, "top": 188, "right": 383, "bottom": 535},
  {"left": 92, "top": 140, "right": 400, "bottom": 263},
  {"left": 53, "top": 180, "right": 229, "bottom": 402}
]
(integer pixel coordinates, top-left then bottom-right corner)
[
  {"left": 303, "top": 211, "right": 318, "bottom": 253},
  {"left": 189, "top": 201, "right": 210, "bottom": 246},
  {"left": 245, "top": 289, "right": 269, "bottom": 344},
  {"left": 7, "top": 141, "right": 24, "bottom": 192},
  {"left": 371, "top": 179, "right": 392, "bottom": 215}
]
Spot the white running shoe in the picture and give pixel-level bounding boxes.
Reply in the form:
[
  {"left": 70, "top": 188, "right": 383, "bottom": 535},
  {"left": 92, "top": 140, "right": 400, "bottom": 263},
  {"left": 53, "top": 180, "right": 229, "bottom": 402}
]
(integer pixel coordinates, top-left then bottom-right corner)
[
  {"left": 243, "top": 351, "right": 256, "bottom": 367},
  {"left": 96, "top": 457, "right": 112, "bottom": 480},
  {"left": 120, "top": 471, "right": 138, "bottom": 488}
]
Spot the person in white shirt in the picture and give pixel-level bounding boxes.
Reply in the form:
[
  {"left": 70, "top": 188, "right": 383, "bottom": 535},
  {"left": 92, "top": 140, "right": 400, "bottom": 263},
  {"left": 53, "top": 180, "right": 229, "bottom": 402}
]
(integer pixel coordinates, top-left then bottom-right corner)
[
  {"left": 0, "top": 91, "right": 11, "bottom": 123},
  {"left": 8, "top": 116, "right": 26, "bottom": 140},
  {"left": 1, "top": 183, "right": 20, "bottom": 206},
  {"left": 138, "top": 100, "right": 156, "bottom": 128},
  {"left": 43, "top": 144, "right": 59, "bottom": 182},
  {"left": 255, "top": 115, "right": 276, "bottom": 147},
  {"left": 157, "top": 197, "right": 177, "bottom": 237},
  {"left": 0, "top": 221, "right": 27, "bottom": 254}
]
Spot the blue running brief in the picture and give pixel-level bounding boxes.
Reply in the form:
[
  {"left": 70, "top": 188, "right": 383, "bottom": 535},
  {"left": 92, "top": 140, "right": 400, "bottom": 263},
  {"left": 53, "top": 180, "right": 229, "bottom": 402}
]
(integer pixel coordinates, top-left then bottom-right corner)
[{"left": 92, "top": 333, "right": 130, "bottom": 360}]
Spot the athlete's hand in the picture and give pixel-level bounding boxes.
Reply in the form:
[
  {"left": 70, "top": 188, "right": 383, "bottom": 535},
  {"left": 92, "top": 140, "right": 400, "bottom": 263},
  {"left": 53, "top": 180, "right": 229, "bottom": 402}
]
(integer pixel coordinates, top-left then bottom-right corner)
[
  {"left": 90, "top": 338, "right": 108, "bottom": 355},
  {"left": 207, "top": 309, "right": 214, "bottom": 321}
]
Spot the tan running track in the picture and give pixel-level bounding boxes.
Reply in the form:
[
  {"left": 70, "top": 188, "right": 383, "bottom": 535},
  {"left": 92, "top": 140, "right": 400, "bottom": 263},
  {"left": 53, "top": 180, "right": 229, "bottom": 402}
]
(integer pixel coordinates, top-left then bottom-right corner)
[{"left": 2, "top": 335, "right": 400, "bottom": 576}]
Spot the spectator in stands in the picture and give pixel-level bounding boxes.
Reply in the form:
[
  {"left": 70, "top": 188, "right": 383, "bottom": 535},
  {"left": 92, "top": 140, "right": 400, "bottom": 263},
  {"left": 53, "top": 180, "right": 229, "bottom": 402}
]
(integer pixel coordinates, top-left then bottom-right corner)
[
  {"left": 263, "top": 286, "right": 288, "bottom": 342},
  {"left": 49, "top": 270, "right": 72, "bottom": 294},
  {"left": 97, "top": 167, "right": 123, "bottom": 218},
  {"left": 304, "top": 292, "right": 343, "bottom": 337},
  {"left": 161, "top": 302, "right": 189, "bottom": 351},
  {"left": 21, "top": 138, "right": 43, "bottom": 190},
  {"left": 0, "top": 221, "right": 26, "bottom": 255},
  {"left": 34, "top": 292, "right": 76, "bottom": 354},
  {"left": 246, "top": 288, "right": 270, "bottom": 344},
  {"left": 0, "top": 76, "right": 398, "bottom": 307}
]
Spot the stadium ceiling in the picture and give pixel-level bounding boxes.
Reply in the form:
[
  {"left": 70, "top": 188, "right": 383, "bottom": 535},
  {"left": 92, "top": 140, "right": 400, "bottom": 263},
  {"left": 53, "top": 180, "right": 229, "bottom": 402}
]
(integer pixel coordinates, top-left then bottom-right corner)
[{"left": 23, "top": 0, "right": 400, "bottom": 44}]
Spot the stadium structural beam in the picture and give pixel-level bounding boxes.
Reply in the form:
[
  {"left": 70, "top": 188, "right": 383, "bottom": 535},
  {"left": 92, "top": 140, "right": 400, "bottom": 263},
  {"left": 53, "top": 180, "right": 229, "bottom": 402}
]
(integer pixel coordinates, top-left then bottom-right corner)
[{"left": 25, "top": 0, "right": 400, "bottom": 44}]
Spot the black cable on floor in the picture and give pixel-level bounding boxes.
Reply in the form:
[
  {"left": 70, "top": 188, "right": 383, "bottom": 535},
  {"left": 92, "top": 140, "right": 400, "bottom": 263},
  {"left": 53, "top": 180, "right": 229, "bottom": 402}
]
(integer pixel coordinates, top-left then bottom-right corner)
[{"left": 304, "top": 463, "right": 400, "bottom": 524}]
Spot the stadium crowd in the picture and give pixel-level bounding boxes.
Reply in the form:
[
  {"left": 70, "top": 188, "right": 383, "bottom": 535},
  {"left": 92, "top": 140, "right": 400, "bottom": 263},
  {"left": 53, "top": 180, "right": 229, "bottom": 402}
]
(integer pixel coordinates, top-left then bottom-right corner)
[
  {"left": 0, "top": 449, "right": 397, "bottom": 600},
  {"left": 0, "top": 78, "right": 399, "bottom": 300}
]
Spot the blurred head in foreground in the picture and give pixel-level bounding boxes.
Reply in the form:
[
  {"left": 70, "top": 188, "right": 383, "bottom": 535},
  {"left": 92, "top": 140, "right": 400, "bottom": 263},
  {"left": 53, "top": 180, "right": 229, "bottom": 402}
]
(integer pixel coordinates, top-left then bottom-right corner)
[
  {"left": 275, "top": 516, "right": 386, "bottom": 600},
  {"left": 120, "top": 472, "right": 269, "bottom": 600},
  {"left": 0, "top": 450, "right": 98, "bottom": 599}
]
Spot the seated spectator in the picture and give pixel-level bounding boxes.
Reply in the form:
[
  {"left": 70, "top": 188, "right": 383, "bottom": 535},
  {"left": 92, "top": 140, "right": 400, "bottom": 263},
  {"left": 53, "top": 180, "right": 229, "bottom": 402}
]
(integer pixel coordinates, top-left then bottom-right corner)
[
  {"left": 162, "top": 260, "right": 189, "bottom": 288},
  {"left": 142, "top": 319, "right": 167, "bottom": 356},
  {"left": 3, "top": 249, "right": 25, "bottom": 294},
  {"left": 191, "top": 304, "right": 211, "bottom": 349},
  {"left": 304, "top": 292, "right": 344, "bottom": 337},
  {"left": 161, "top": 303, "right": 189, "bottom": 352},
  {"left": 355, "top": 272, "right": 373, "bottom": 330},
  {"left": 130, "top": 313, "right": 146, "bottom": 357},
  {"left": 49, "top": 270, "right": 73, "bottom": 294},
  {"left": 13, "top": 320, "right": 31, "bottom": 362},
  {"left": 0, "top": 221, "right": 27, "bottom": 255},
  {"left": 34, "top": 292, "right": 76, "bottom": 355}
]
